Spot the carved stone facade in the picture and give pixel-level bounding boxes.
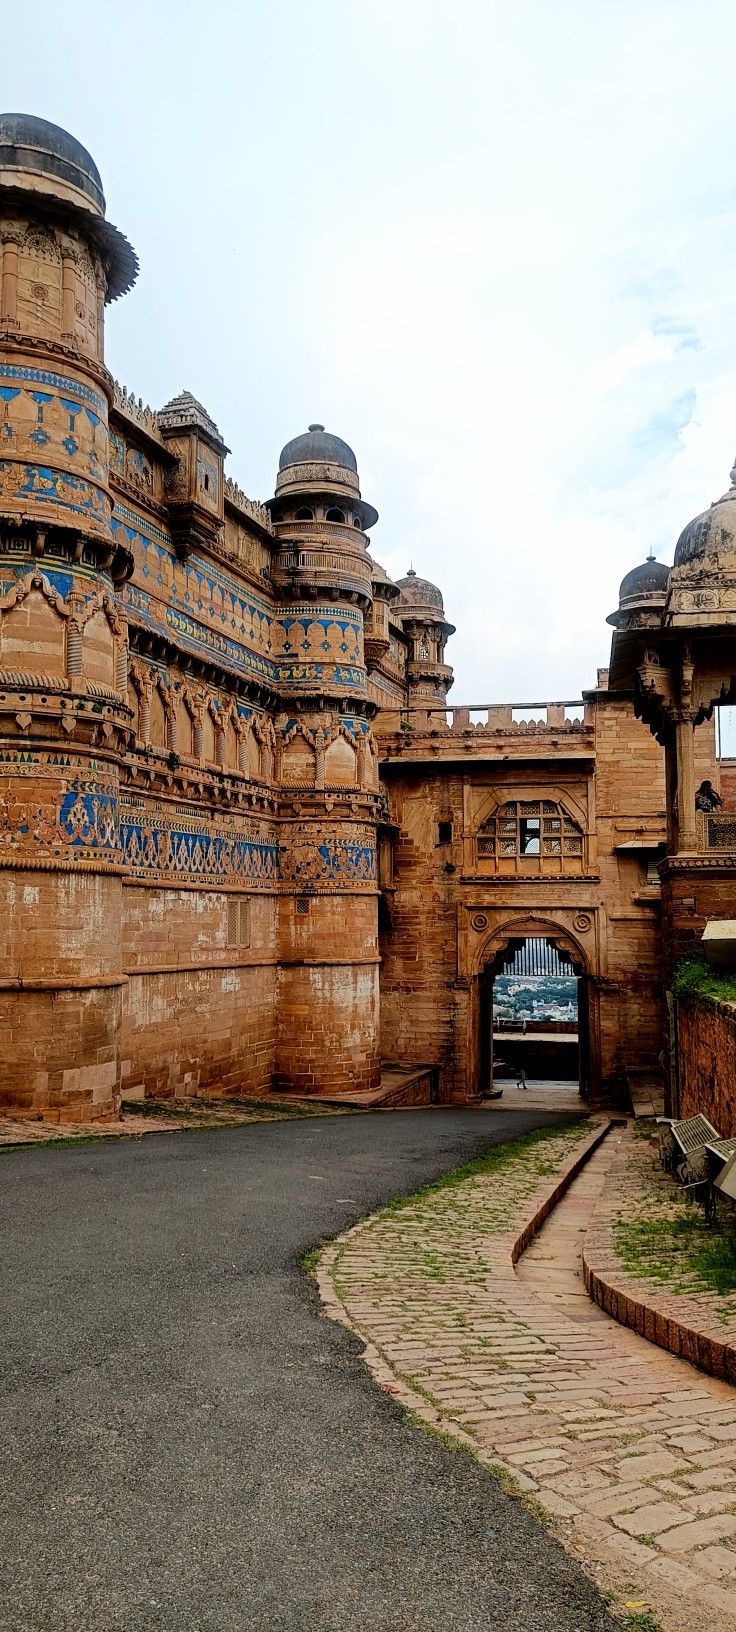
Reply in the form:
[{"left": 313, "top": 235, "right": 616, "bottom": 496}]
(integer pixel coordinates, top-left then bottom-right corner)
[{"left": 0, "top": 114, "right": 720, "bottom": 1121}]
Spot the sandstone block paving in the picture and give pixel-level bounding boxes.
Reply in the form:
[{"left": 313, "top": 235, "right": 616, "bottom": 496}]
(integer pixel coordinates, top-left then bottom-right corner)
[
  {"left": 321, "top": 1122, "right": 736, "bottom": 1632},
  {"left": 583, "top": 1126, "right": 736, "bottom": 1382}
]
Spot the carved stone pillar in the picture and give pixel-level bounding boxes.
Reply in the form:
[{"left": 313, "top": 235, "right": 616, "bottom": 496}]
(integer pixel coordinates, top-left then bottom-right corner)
[
  {"left": 314, "top": 728, "right": 326, "bottom": 791},
  {"left": 675, "top": 717, "right": 697, "bottom": 852},
  {"left": 66, "top": 617, "right": 83, "bottom": 678},
  {"left": 139, "top": 681, "right": 152, "bottom": 746},
  {"left": 61, "top": 249, "right": 77, "bottom": 339},
  {"left": 260, "top": 738, "right": 273, "bottom": 782},
  {"left": 0, "top": 234, "right": 20, "bottom": 326},
  {"left": 356, "top": 734, "right": 367, "bottom": 787}
]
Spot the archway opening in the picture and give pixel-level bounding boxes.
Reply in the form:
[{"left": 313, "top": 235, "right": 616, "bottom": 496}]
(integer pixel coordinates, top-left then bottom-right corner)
[{"left": 479, "top": 934, "right": 589, "bottom": 1102}]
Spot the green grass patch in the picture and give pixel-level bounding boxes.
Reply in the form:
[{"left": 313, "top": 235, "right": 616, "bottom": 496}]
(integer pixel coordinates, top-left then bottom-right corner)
[
  {"left": 672, "top": 952, "right": 736, "bottom": 1004},
  {"left": 120, "top": 1094, "right": 348, "bottom": 1121},
  {"left": 300, "top": 1245, "right": 325, "bottom": 1278},
  {"left": 379, "top": 1119, "right": 587, "bottom": 1215},
  {"left": 613, "top": 1206, "right": 736, "bottom": 1301}
]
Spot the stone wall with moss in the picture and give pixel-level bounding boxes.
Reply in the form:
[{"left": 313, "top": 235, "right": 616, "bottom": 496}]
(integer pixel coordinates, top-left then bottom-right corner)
[{"left": 675, "top": 960, "right": 736, "bottom": 1136}]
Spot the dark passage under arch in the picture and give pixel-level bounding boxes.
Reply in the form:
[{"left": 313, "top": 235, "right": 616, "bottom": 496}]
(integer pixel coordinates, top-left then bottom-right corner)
[{"left": 479, "top": 935, "right": 589, "bottom": 1099}]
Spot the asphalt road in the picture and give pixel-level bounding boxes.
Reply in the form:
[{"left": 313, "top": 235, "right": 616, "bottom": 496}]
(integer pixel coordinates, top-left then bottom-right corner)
[{"left": 0, "top": 1109, "right": 618, "bottom": 1632}]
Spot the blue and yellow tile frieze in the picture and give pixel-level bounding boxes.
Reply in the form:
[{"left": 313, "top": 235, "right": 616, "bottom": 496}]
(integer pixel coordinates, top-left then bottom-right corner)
[
  {"left": 0, "top": 365, "right": 110, "bottom": 533},
  {"left": 0, "top": 750, "right": 376, "bottom": 888},
  {"left": 0, "top": 749, "right": 121, "bottom": 871},
  {"left": 0, "top": 364, "right": 106, "bottom": 416},
  {"left": 0, "top": 461, "right": 110, "bottom": 528},
  {"left": 280, "top": 821, "right": 377, "bottom": 887},
  {"left": 114, "top": 504, "right": 367, "bottom": 694},
  {"left": 119, "top": 798, "right": 282, "bottom": 885}
]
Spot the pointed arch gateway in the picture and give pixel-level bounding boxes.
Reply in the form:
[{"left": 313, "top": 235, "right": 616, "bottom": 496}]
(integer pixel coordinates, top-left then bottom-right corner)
[{"left": 473, "top": 915, "right": 596, "bottom": 1102}]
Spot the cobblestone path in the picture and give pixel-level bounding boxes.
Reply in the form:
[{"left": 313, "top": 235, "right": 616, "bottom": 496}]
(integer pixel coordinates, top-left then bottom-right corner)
[{"left": 321, "top": 1121, "right": 736, "bottom": 1632}]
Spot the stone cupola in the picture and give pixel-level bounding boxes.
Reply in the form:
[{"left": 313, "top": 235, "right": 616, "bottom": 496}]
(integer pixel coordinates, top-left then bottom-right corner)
[
  {"left": 395, "top": 567, "right": 455, "bottom": 705},
  {"left": 158, "top": 390, "right": 229, "bottom": 561},
  {"left": 267, "top": 423, "right": 377, "bottom": 610}
]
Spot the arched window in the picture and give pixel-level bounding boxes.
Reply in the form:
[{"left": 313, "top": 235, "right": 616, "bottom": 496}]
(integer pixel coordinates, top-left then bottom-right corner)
[
  {"left": 353, "top": 516, "right": 362, "bottom": 529},
  {"left": 325, "top": 506, "right": 345, "bottom": 523},
  {"left": 295, "top": 506, "right": 314, "bottom": 520},
  {"left": 479, "top": 800, "right": 583, "bottom": 860}
]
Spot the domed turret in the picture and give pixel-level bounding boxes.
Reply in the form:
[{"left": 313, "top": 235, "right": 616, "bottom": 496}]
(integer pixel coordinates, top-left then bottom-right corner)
[
  {"left": 278, "top": 424, "right": 358, "bottom": 475},
  {"left": 607, "top": 553, "right": 669, "bottom": 634},
  {"left": 269, "top": 422, "right": 378, "bottom": 531},
  {"left": 618, "top": 553, "right": 669, "bottom": 605},
  {"left": 0, "top": 113, "right": 136, "bottom": 568},
  {"left": 0, "top": 112, "right": 137, "bottom": 300},
  {"left": 395, "top": 567, "right": 455, "bottom": 705},
  {"left": 674, "top": 464, "right": 736, "bottom": 568},
  {"left": 396, "top": 567, "right": 446, "bottom": 617}
]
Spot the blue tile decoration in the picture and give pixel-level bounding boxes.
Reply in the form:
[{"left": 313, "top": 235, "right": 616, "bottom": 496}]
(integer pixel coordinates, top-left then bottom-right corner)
[
  {"left": 0, "top": 462, "right": 109, "bottom": 524},
  {"left": 0, "top": 364, "right": 106, "bottom": 414},
  {"left": 0, "top": 755, "right": 121, "bottom": 870},
  {"left": 281, "top": 823, "right": 377, "bottom": 886},
  {"left": 59, "top": 784, "right": 118, "bottom": 849},
  {"left": 120, "top": 814, "right": 283, "bottom": 884}
]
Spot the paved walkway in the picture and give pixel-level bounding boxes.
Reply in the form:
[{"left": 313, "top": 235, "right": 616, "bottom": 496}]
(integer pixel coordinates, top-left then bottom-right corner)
[
  {"left": 486, "top": 1078, "right": 585, "bottom": 1114},
  {"left": 324, "top": 1121, "right": 736, "bottom": 1632},
  {"left": 0, "top": 1109, "right": 617, "bottom": 1632}
]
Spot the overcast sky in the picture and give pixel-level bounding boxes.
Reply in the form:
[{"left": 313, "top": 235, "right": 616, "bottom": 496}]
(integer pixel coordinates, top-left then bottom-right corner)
[{"left": 9, "top": 0, "right": 736, "bottom": 704}]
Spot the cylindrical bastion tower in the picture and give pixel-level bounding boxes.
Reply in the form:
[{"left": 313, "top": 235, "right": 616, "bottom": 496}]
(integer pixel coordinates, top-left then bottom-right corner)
[{"left": 0, "top": 114, "right": 137, "bottom": 1120}]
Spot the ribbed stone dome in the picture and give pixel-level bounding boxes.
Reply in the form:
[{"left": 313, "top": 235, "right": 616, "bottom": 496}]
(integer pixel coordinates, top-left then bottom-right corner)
[
  {"left": 618, "top": 555, "right": 669, "bottom": 602},
  {"left": 0, "top": 113, "right": 105, "bottom": 211},
  {"left": 278, "top": 424, "right": 358, "bottom": 474},
  {"left": 674, "top": 477, "right": 736, "bottom": 567},
  {"left": 396, "top": 568, "right": 445, "bottom": 613}
]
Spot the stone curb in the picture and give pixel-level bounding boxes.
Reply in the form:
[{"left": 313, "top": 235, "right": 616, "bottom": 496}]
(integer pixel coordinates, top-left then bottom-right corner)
[
  {"left": 315, "top": 1115, "right": 617, "bottom": 1484},
  {"left": 510, "top": 1116, "right": 619, "bottom": 1263},
  {"left": 582, "top": 1186, "right": 736, "bottom": 1390}
]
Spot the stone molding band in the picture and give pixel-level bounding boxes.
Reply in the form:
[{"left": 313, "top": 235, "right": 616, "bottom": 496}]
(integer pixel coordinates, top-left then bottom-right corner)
[{"left": 0, "top": 973, "right": 128, "bottom": 990}]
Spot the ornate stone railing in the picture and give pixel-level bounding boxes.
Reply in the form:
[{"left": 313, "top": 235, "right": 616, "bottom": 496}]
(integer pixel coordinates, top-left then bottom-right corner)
[
  {"left": 398, "top": 700, "right": 591, "bottom": 734},
  {"left": 704, "top": 810, "right": 736, "bottom": 850}
]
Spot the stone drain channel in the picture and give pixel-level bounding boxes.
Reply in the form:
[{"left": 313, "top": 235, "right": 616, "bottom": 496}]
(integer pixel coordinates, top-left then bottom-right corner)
[{"left": 515, "top": 1122, "right": 622, "bottom": 1322}]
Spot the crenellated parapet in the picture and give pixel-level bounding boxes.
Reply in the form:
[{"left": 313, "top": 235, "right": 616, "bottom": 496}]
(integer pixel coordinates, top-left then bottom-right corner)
[{"left": 224, "top": 476, "right": 273, "bottom": 535}]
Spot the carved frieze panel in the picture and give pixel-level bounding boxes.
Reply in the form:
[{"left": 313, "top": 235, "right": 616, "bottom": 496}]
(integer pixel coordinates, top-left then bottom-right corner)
[
  {"left": 0, "top": 748, "right": 120, "bottom": 870},
  {"left": 119, "top": 795, "right": 281, "bottom": 886},
  {"left": 280, "top": 820, "right": 377, "bottom": 888}
]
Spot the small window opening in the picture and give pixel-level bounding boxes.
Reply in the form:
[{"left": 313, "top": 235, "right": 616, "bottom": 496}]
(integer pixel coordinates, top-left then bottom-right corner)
[
  {"left": 519, "top": 817, "right": 540, "bottom": 855},
  {"left": 227, "top": 898, "right": 251, "bottom": 947},
  {"left": 204, "top": 473, "right": 210, "bottom": 491},
  {"left": 353, "top": 516, "right": 362, "bottom": 529},
  {"left": 437, "top": 821, "right": 453, "bottom": 845},
  {"left": 325, "top": 506, "right": 345, "bottom": 523},
  {"left": 295, "top": 506, "right": 314, "bottom": 520},
  {"left": 296, "top": 896, "right": 310, "bottom": 915}
]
